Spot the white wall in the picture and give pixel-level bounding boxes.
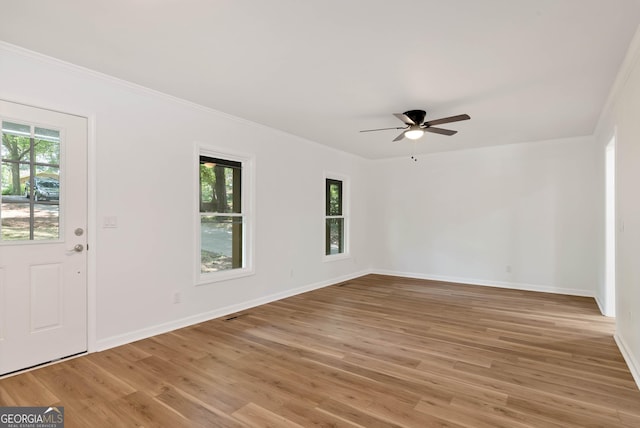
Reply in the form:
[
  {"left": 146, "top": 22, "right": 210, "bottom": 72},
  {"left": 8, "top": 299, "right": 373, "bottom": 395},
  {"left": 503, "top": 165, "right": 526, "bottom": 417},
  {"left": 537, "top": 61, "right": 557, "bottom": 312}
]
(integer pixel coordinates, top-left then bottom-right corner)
[
  {"left": 0, "top": 43, "right": 372, "bottom": 349},
  {"left": 370, "top": 137, "right": 599, "bottom": 296},
  {"left": 595, "top": 28, "right": 640, "bottom": 386}
]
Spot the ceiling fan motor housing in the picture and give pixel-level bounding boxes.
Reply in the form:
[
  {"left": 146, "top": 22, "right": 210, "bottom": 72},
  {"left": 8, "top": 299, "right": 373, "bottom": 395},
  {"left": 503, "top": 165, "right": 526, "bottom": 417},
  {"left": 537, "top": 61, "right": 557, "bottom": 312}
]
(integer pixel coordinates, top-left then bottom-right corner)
[{"left": 404, "top": 110, "right": 426, "bottom": 125}]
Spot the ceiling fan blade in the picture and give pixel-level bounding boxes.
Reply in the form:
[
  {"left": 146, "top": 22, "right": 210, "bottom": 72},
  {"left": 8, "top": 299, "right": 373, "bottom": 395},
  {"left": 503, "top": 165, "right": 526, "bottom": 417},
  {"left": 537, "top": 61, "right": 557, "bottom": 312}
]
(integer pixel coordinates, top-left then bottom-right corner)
[
  {"left": 393, "top": 113, "right": 416, "bottom": 125},
  {"left": 360, "top": 126, "right": 407, "bottom": 133},
  {"left": 424, "top": 114, "right": 470, "bottom": 127},
  {"left": 392, "top": 131, "right": 406, "bottom": 142},
  {"left": 424, "top": 127, "right": 457, "bottom": 136}
]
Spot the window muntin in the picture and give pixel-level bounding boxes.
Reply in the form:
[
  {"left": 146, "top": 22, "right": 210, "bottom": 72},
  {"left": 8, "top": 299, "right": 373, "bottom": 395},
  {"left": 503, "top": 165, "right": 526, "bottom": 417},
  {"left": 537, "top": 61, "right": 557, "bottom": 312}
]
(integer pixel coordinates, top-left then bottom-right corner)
[
  {"left": 1, "top": 120, "right": 61, "bottom": 242},
  {"left": 325, "top": 177, "right": 347, "bottom": 256}
]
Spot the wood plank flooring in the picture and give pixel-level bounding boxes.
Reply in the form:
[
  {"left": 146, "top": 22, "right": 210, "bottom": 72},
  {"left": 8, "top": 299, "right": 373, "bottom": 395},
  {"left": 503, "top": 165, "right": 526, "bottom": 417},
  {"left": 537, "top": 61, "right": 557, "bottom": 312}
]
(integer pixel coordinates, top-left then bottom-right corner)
[{"left": 1, "top": 274, "right": 639, "bottom": 427}]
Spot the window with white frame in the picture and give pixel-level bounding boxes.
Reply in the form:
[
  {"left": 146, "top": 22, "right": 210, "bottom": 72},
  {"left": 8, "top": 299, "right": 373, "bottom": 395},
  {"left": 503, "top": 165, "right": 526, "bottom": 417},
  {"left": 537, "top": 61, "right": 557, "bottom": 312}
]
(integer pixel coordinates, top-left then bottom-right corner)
[
  {"left": 198, "top": 148, "right": 253, "bottom": 282},
  {"left": 325, "top": 175, "right": 348, "bottom": 257}
]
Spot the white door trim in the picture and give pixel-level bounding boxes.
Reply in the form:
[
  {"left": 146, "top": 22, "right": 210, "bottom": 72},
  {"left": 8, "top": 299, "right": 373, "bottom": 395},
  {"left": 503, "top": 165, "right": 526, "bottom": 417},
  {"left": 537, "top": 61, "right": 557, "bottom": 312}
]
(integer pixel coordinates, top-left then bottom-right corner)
[{"left": 86, "top": 113, "right": 97, "bottom": 353}]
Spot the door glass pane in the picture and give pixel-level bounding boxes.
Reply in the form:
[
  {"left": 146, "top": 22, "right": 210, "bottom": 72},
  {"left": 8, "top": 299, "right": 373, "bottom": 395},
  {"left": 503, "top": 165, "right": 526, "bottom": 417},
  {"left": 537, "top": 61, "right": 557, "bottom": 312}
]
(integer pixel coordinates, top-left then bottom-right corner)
[
  {"left": 200, "top": 216, "right": 243, "bottom": 272},
  {"left": 0, "top": 201, "right": 30, "bottom": 240},
  {"left": 34, "top": 127, "right": 60, "bottom": 143},
  {"left": 2, "top": 121, "right": 30, "bottom": 137},
  {"left": 1, "top": 122, "right": 61, "bottom": 242},
  {"left": 34, "top": 203, "right": 59, "bottom": 240}
]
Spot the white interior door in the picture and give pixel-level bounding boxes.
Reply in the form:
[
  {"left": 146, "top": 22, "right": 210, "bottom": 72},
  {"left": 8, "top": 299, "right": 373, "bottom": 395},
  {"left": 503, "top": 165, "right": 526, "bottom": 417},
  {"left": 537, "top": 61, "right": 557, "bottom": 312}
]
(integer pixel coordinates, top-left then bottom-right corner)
[{"left": 0, "top": 99, "right": 87, "bottom": 376}]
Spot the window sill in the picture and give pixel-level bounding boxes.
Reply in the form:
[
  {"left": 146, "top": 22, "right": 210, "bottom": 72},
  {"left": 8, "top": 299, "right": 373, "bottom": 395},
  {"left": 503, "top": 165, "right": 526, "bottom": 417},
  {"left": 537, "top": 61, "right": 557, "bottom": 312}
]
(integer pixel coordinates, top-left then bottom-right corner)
[
  {"left": 323, "top": 253, "right": 351, "bottom": 263},
  {"left": 196, "top": 267, "right": 255, "bottom": 285}
]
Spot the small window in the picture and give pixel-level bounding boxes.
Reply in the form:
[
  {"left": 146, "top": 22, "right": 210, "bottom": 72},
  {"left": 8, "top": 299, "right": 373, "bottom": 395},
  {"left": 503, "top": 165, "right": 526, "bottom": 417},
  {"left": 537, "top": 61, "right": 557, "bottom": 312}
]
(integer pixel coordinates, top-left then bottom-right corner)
[
  {"left": 325, "top": 176, "right": 348, "bottom": 257},
  {"left": 198, "top": 148, "right": 253, "bottom": 282}
]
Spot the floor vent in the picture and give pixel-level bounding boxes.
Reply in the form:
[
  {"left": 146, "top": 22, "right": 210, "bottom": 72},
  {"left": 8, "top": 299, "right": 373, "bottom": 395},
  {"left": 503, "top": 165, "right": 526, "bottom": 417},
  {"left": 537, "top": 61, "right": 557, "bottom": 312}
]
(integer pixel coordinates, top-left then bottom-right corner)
[{"left": 224, "top": 313, "right": 247, "bottom": 321}]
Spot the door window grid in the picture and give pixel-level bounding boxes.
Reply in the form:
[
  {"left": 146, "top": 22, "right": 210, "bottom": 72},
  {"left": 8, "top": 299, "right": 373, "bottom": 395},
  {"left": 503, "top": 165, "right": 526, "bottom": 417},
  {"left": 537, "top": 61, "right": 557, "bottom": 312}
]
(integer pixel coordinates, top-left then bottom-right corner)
[{"left": 1, "top": 121, "right": 61, "bottom": 242}]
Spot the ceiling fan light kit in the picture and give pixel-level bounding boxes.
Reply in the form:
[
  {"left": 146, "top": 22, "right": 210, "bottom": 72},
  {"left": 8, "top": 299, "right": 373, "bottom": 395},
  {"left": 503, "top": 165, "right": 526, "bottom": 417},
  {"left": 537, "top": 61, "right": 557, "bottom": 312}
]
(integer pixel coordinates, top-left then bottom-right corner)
[
  {"left": 404, "top": 125, "right": 425, "bottom": 140},
  {"left": 360, "top": 109, "right": 470, "bottom": 142}
]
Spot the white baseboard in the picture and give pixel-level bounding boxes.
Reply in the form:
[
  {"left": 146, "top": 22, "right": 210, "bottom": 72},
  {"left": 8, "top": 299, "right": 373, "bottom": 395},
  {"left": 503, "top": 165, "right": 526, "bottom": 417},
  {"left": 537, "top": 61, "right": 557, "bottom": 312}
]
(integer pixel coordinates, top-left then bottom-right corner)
[
  {"left": 95, "top": 270, "right": 370, "bottom": 352},
  {"left": 614, "top": 333, "right": 640, "bottom": 391},
  {"left": 371, "top": 269, "right": 595, "bottom": 297},
  {"left": 595, "top": 295, "right": 606, "bottom": 315}
]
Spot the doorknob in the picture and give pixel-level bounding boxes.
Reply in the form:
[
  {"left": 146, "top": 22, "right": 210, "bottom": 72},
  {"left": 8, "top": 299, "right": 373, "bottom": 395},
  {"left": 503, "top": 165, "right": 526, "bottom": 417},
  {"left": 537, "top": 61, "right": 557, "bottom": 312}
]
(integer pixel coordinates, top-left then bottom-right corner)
[{"left": 69, "top": 244, "right": 84, "bottom": 252}]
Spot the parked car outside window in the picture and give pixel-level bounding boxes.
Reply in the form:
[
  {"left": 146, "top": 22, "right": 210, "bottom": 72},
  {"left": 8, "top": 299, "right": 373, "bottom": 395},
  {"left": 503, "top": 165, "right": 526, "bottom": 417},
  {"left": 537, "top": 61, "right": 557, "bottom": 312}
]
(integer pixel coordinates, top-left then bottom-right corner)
[{"left": 25, "top": 178, "right": 59, "bottom": 201}]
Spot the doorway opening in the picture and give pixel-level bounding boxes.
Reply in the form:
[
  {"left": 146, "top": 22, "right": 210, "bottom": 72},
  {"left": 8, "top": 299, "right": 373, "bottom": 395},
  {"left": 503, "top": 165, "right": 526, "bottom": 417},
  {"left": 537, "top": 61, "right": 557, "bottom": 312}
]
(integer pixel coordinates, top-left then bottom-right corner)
[{"left": 604, "top": 135, "right": 616, "bottom": 317}]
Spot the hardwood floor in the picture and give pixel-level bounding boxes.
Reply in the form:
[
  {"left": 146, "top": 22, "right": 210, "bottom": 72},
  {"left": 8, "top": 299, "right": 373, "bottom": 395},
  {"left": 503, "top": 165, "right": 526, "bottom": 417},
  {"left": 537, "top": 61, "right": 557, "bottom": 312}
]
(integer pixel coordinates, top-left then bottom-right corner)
[{"left": 1, "top": 274, "right": 639, "bottom": 427}]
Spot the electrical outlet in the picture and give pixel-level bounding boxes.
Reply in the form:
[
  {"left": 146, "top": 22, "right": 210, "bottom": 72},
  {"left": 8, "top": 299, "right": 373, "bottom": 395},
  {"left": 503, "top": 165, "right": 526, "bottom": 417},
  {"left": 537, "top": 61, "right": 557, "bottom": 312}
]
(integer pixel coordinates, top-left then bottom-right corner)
[
  {"left": 173, "top": 292, "right": 181, "bottom": 304},
  {"left": 506, "top": 265, "right": 512, "bottom": 273}
]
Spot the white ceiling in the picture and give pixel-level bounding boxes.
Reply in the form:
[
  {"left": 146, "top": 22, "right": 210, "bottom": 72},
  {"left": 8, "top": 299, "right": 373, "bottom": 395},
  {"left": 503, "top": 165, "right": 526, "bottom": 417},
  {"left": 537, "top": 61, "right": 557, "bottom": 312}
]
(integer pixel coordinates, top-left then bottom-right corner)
[{"left": 1, "top": 0, "right": 639, "bottom": 159}]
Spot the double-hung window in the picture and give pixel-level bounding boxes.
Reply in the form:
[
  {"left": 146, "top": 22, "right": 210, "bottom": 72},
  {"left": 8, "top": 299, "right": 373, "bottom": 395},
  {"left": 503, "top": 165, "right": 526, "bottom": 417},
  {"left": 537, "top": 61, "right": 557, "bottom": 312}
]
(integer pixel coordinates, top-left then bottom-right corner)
[
  {"left": 325, "top": 175, "right": 349, "bottom": 258},
  {"left": 198, "top": 148, "right": 253, "bottom": 282}
]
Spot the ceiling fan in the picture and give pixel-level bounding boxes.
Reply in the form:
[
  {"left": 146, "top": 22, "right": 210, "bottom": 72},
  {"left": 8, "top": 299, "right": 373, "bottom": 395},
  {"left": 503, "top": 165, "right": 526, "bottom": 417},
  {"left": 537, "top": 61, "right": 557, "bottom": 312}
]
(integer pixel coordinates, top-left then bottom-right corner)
[{"left": 360, "top": 109, "right": 470, "bottom": 141}]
